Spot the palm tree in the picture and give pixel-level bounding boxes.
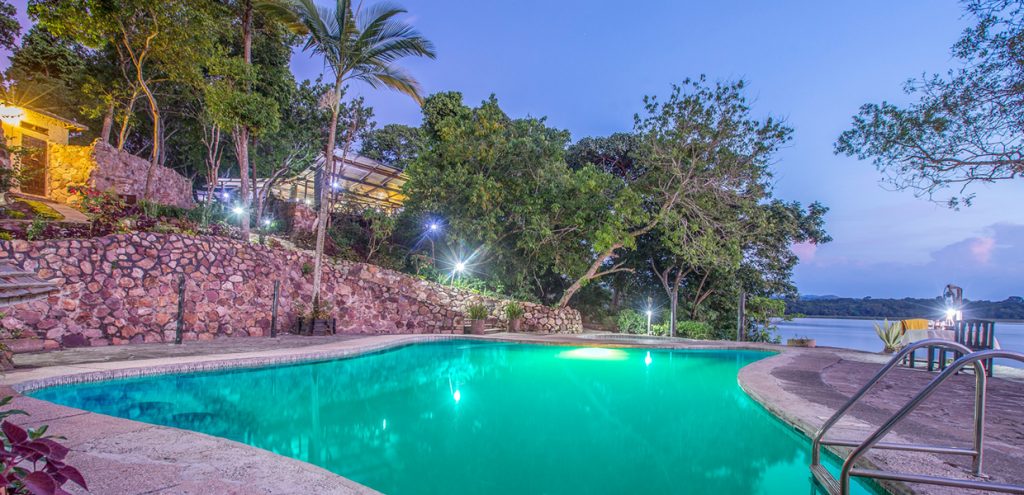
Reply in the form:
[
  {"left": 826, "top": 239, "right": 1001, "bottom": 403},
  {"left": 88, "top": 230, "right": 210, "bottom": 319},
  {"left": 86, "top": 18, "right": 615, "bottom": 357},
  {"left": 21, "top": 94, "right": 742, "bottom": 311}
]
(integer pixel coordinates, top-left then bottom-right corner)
[{"left": 257, "top": 0, "right": 435, "bottom": 313}]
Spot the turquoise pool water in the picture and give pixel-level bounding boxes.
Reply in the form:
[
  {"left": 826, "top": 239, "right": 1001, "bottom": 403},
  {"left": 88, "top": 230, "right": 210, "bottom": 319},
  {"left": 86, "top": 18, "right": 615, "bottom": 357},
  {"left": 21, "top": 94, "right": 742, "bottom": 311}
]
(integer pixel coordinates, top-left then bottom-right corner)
[{"left": 30, "top": 341, "right": 874, "bottom": 494}]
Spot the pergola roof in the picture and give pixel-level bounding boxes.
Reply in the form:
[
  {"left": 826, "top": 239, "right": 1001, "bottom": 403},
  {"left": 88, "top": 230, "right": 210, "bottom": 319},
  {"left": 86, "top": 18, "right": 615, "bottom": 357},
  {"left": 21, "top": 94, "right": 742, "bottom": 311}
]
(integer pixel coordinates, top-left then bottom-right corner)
[
  {"left": 0, "top": 262, "right": 59, "bottom": 307},
  {"left": 218, "top": 153, "right": 407, "bottom": 211}
]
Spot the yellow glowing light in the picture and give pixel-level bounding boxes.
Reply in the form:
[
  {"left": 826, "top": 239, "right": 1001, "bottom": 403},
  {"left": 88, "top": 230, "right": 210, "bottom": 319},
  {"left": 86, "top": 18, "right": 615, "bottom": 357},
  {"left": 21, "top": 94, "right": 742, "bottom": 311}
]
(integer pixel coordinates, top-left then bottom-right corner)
[
  {"left": 0, "top": 105, "right": 24, "bottom": 126},
  {"left": 556, "top": 347, "right": 629, "bottom": 361}
]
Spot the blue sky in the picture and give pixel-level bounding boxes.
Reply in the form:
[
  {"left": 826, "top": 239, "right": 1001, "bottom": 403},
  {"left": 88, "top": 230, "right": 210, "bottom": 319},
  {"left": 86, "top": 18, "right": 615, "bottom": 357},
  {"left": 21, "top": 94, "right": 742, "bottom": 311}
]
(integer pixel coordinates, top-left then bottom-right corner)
[{"left": 6, "top": 1, "right": 1022, "bottom": 299}]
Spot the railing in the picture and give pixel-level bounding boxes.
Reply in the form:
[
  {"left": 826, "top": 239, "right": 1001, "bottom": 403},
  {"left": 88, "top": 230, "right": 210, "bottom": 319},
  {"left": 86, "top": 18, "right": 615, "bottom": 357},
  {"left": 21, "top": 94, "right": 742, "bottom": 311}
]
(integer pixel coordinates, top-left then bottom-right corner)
[{"left": 809, "top": 340, "right": 1024, "bottom": 494}]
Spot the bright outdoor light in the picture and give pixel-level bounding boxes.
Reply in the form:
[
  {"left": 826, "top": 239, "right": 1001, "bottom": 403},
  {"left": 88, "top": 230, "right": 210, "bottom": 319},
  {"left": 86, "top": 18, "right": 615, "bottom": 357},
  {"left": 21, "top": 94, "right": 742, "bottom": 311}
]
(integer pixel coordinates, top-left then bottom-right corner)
[
  {"left": 262, "top": 218, "right": 272, "bottom": 226},
  {"left": 556, "top": 347, "right": 628, "bottom": 361},
  {"left": 220, "top": 192, "right": 230, "bottom": 201},
  {"left": 428, "top": 222, "right": 439, "bottom": 232},
  {"left": 331, "top": 181, "right": 340, "bottom": 190},
  {"left": 453, "top": 390, "right": 461, "bottom": 403},
  {"left": 644, "top": 351, "right": 653, "bottom": 367},
  {"left": 232, "top": 206, "right": 244, "bottom": 215},
  {"left": 0, "top": 104, "right": 24, "bottom": 126},
  {"left": 945, "top": 308, "right": 957, "bottom": 320},
  {"left": 454, "top": 261, "right": 466, "bottom": 273}
]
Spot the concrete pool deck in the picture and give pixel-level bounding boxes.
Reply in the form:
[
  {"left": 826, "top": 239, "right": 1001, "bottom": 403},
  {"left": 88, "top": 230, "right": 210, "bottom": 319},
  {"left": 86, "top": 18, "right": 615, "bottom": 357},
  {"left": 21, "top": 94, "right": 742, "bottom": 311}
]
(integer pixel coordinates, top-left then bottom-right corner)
[{"left": 1, "top": 333, "right": 1022, "bottom": 494}]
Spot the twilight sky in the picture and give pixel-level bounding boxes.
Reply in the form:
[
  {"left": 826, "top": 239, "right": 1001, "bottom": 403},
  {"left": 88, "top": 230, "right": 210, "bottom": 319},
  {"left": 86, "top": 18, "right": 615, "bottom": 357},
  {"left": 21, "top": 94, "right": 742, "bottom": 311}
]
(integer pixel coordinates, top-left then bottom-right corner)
[{"left": 5, "top": 1, "right": 1022, "bottom": 299}]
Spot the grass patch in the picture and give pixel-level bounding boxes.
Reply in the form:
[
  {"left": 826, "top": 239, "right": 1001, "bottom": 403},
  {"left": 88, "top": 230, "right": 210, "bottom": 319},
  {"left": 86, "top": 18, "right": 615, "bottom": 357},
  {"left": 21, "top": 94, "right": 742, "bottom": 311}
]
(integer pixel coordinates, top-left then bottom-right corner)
[{"left": 18, "top": 199, "right": 64, "bottom": 221}]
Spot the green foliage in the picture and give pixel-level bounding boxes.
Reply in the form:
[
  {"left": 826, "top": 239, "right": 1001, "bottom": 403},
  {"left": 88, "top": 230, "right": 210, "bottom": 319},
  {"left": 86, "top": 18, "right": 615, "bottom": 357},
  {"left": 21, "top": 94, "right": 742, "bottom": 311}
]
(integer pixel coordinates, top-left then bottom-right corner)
[
  {"left": 616, "top": 309, "right": 647, "bottom": 334},
  {"left": 0, "top": 231, "right": 12, "bottom": 241},
  {"left": 360, "top": 123, "right": 423, "bottom": 169},
  {"left": 465, "top": 303, "right": 489, "bottom": 321},
  {"left": 676, "top": 320, "right": 712, "bottom": 339},
  {"left": 18, "top": 199, "right": 63, "bottom": 221},
  {"left": 504, "top": 302, "right": 525, "bottom": 320},
  {"left": 0, "top": 0, "right": 18, "bottom": 51},
  {"left": 405, "top": 92, "right": 632, "bottom": 302},
  {"left": 25, "top": 218, "right": 46, "bottom": 241},
  {"left": 745, "top": 296, "right": 786, "bottom": 344},
  {"left": 204, "top": 56, "right": 281, "bottom": 137},
  {"left": 300, "top": 261, "right": 313, "bottom": 276},
  {"left": 873, "top": 319, "right": 903, "bottom": 353}
]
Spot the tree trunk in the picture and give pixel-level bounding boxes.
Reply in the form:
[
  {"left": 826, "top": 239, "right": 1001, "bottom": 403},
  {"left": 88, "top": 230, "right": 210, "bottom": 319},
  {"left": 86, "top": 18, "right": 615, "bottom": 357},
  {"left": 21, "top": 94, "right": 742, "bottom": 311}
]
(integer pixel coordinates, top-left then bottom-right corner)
[
  {"left": 234, "top": 126, "right": 251, "bottom": 240},
  {"left": 234, "top": 0, "right": 254, "bottom": 241},
  {"left": 557, "top": 243, "right": 623, "bottom": 307},
  {"left": 100, "top": 100, "right": 115, "bottom": 145},
  {"left": 311, "top": 82, "right": 343, "bottom": 313}
]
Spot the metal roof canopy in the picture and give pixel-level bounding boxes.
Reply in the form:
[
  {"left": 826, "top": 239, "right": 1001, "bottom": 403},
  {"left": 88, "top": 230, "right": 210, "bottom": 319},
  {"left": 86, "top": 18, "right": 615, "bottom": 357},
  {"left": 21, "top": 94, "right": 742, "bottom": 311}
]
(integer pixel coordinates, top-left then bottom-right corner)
[{"left": 217, "top": 153, "right": 407, "bottom": 211}]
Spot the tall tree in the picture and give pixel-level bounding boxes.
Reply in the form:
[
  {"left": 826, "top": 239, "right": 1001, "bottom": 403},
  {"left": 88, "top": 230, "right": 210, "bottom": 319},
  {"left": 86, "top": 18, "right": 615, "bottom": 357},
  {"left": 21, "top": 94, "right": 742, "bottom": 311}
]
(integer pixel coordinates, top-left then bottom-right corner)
[
  {"left": 360, "top": 123, "right": 423, "bottom": 169},
  {"left": 0, "top": 0, "right": 18, "bottom": 52},
  {"left": 29, "top": 0, "right": 218, "bottom": 198},
  {"left": 259, "top": 0, "right": 435, "bottom": 312},
  {"left": 556, "top": 78, "right": 789, "bottom": 307},
  {"left": 837, "top": 0, "right": 1024, "bottom": 208}
]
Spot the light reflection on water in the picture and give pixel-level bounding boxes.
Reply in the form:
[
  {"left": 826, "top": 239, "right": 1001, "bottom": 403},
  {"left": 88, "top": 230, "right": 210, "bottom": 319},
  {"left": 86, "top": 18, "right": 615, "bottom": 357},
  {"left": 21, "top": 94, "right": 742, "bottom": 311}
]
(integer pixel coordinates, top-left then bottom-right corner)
[{"left": 30, "top": 341, "right": 874, "bottom": 494}]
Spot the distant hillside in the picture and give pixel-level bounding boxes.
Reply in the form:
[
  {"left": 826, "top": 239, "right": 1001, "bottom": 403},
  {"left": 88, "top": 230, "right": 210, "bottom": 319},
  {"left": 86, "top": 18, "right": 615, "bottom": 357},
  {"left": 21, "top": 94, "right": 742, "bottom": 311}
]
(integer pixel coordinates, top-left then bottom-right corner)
[{"left": 785, "top": 296, "right": 1024, "bottom": 320}]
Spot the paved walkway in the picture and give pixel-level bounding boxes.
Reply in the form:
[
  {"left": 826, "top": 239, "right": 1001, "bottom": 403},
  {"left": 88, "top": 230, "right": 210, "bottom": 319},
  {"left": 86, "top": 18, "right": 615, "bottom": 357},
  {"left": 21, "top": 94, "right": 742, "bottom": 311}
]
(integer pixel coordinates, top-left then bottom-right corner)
[
  {"left": 740, "top": 348, "right": 1024, "bottom": 495},
  {"left": 8, "top": 193, "right": 90, "bottom": 222}
]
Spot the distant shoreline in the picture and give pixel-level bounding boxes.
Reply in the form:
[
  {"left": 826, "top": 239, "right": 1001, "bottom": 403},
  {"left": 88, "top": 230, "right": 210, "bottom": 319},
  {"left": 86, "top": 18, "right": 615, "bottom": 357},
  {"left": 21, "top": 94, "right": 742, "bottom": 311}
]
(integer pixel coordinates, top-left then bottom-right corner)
[{"left": 787, "top": 315, "right": 1024, "bottom": 324}]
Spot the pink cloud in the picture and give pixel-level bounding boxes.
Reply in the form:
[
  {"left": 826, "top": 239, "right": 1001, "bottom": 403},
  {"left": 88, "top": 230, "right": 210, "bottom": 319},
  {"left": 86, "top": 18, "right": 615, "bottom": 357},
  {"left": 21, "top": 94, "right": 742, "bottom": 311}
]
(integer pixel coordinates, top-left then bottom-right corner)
[
  {"left": 969, "top": 237, "right": 996, "bottom": 264},
  {"left": 791, "top": 242, "right": 818, "bottom": 262}
]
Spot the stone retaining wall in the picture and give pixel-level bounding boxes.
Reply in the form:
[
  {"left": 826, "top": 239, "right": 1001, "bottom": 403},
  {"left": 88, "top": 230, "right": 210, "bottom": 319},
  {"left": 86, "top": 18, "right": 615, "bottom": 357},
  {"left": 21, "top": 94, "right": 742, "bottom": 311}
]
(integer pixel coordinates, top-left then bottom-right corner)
[
  {"left": 0, "top": 234, "right": 581, "bottom": 348},
  {"left": 48, "top": 141, "right": 193, "bottom": 208}
]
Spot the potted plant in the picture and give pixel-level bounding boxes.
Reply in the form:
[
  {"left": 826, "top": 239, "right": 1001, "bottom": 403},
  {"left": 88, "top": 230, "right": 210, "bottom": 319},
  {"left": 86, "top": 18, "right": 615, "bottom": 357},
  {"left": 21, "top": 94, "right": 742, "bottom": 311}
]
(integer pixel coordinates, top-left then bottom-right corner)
[
  {"left": 786, "top": 336, "right": 816, "bottom": 348},
  {"left": 294, "top": 301, "right": 336, "bottom": 336},
  {"left": 873, "top": 319, "right": 902, "bottom": 353},
  {"left": 504, "top": 302, "right": 525, "bottom": 332},
  {"left": 465, "top": 303, "right": 489, "bottom": 335}
]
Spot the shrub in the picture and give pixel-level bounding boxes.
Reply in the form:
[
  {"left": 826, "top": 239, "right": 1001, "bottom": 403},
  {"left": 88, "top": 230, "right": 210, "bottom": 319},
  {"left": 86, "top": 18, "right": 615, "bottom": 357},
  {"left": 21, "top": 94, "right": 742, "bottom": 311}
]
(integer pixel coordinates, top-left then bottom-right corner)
[
  {"left": 466, "top": 304, "right": 489, "bottom": 320},
  {"left": 874, "top": 319, "right": 902, "bottom": 353},
  {"left": 0, "top": 396, "right": 87, "bottom": 494},
  {"left": 300, "top": 262, "right": 314, "bottom": 276},
  {"left": 504, "top": 302, "right": 525, "bottom": 320},
  {"left": 616, "top": 309, "right": 647, "bottom": 334},
  {"left": 0, "top": 232, "right": 11, "bottom": 241},
  {"left": 25, "top": 219, "right": 46, "bottom": 241},
  {"left": 677, "top": 320, "right": 713, "bottom": 339}
]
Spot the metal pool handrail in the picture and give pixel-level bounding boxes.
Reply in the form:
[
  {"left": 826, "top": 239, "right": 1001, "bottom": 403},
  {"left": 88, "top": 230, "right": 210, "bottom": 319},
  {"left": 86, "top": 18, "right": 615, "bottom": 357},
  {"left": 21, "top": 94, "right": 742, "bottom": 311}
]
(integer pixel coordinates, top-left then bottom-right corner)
[
  {"left": 838, "top": 349, "right": 1024, "bottom": 494},
  {"left": 811, "top": 339, "right": 974, "bottom": 466}
]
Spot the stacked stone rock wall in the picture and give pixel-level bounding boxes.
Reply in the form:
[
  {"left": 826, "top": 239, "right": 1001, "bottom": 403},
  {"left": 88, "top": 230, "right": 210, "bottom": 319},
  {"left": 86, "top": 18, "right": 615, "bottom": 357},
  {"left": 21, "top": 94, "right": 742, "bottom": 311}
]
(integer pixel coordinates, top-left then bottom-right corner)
[
  {"left": 47, "top": 141, "right": 193, "bottom": 209},
  {"left": 46, "top": 143, "right": 93, "bottom": 204},
  {"left": 0, "top": 234, "right": 581, "bottom": 348}
]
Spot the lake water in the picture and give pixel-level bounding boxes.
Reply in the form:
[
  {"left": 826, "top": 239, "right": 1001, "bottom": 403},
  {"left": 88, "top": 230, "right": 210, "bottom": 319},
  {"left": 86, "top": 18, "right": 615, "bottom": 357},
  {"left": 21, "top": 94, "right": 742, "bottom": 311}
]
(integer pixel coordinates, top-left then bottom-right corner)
[{"left": 776, "top": 317, "right": 1024, "bottom": 369}]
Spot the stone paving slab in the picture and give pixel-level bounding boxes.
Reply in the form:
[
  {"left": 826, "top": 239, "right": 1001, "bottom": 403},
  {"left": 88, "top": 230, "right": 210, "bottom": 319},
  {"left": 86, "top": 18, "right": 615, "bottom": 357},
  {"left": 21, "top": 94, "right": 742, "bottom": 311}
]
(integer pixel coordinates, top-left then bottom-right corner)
[{"left": 739, "top": 348, "right": 1024, "bottom": 495}]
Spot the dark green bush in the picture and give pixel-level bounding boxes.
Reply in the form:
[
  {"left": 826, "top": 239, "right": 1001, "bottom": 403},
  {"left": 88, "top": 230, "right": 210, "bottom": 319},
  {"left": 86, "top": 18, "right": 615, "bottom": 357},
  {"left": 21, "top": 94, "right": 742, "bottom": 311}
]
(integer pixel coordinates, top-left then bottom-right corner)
[{"left": 616, "top": 309, "right": 647, "bottom": 334}]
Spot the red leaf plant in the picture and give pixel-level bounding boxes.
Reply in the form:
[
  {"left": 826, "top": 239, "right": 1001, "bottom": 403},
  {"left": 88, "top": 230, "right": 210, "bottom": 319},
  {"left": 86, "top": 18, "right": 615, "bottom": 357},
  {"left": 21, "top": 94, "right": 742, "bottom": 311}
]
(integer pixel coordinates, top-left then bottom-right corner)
[{"left": 0, "top": 396, "right": 87, "bottom": 495}]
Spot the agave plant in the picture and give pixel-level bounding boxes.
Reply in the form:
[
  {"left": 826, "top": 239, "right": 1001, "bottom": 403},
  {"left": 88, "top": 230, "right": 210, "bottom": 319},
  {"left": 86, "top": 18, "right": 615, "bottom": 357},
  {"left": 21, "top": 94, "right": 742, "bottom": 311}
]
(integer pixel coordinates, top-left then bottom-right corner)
[{"left": 873, "top": 319, "right": 903, "bottom": 353}]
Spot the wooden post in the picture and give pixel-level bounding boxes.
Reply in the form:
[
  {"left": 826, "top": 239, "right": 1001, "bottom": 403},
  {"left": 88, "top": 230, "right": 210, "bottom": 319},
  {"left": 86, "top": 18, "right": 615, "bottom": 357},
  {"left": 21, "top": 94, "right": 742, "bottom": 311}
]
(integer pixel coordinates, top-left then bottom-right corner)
[
  {"left": 736, "top": 291, "right": 746, "bottom": 342},
  {"left": 270, "top": 280, "right": 280, "bottom": 337},
  {"left": 175, "top": 275, "right": 185, "bottom": 344}
]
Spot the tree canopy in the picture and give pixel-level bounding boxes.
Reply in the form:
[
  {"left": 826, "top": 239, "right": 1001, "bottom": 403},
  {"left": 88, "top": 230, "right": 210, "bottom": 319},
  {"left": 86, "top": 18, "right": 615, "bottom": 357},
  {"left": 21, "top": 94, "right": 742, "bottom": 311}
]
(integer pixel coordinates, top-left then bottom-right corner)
[{"left": 837, "top": 0, "right": 1024, "bottom": 208}]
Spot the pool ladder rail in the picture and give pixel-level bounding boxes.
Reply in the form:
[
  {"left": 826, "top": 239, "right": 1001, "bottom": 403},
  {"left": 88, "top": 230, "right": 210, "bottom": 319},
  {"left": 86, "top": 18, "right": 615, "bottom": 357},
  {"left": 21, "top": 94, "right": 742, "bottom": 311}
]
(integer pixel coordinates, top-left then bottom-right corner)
[{"left": 809, "top": 338, "right": 1024, "bottom": 495}]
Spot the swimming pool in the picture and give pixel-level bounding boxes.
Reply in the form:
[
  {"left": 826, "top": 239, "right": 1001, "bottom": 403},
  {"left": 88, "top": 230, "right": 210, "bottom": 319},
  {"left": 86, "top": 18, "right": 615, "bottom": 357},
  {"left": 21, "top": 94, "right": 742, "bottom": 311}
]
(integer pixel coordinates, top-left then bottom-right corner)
[{"left": 29, "top": 341, "right": 875, "bottom": 494}]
